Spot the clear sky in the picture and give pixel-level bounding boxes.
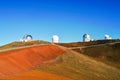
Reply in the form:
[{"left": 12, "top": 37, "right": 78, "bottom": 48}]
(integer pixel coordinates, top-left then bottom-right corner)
[{"left": 0, "top": 0, "right": 120, "bottom": 45}]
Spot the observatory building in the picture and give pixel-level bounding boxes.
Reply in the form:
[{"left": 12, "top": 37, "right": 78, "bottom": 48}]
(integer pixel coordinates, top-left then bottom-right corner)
[
  {"left": 52, "top": 35, "right": 59, "bottom": 43},
  {"left": 20, "top": 34, "right": 33, "bottom": 42},
  {"left": 83, "top": 34, "right": 91, "bottom": 42},
  {"left": 105, "top": 35, "right": 112, "bottom": 40}
]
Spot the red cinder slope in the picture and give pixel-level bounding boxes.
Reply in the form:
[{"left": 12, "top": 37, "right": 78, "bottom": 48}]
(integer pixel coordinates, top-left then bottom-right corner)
[
  {"left": 0, "top": 45, "right": 65, "bottom": 77},
  {"left": 4, "top": 70, "right": 71, "bottom": 80}
]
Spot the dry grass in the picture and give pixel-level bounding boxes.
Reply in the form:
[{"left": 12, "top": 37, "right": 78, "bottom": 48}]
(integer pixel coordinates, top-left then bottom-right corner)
[
  {"left": 78, "top": 43, "right": 120, "bottom": 69},
  {"left": 58, "top": 40, "right": 120, "bottom": 48},
  {"left": 58, "top": 40, "right": 120, "bottom": 69},
  {"left": 0, "top": 40, "right": 51, "bottom": 51},
  {"left": 36, "top": 49, "right": 120, "bottom": 80},
  {"left": 0, "top": 41, "right": 120, "bottom": 80}
]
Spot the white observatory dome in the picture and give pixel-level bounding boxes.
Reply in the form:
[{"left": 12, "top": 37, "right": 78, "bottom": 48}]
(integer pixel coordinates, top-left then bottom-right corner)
[
  {"left": 52, "top": 35, "right": 59, "bottom": 43},
  {"left": 105, "top": 35, "right": 112, "bottom": 40},
  {"left": 20, "top": 34, "right": 33, "bottom": 42},
  {"left": 83, "top": 34, "right": 91, "bottom": 42},
  {"left": 105, "top": 35, "right": 109, "bottom": 38},
  {"left": 27, "top": 36, "right": 32, "bottom": 40}
]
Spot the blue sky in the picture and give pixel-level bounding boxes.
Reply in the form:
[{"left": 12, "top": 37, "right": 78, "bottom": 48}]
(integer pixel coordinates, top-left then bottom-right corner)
[{"left": 0, "top": 0, "right": 120, "bottom": 45}]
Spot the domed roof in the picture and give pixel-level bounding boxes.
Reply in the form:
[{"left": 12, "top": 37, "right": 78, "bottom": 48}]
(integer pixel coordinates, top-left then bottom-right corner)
[
  {"left": 105, "top": 35, "right": 110, "bottom": 38},
  {"left": 52, "top": 35, "right": 59, "bottom": 39},
  {"left": 23, "top": 34, "right": 33, "bottom": 40},
  {"left": 105, "top": 34, "right": 111, "bottom": 40},
  {"left": 52, "top": 35, "right": 59, "bottom": 43},
  {"left": 83, "top": 34, "right": 90, "bottom": 38}
]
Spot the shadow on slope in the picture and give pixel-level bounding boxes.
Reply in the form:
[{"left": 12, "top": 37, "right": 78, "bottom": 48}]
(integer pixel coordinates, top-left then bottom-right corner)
[
  {"left": 0, "top": 43, "right": 120, "bottom": 80},
  {"left": 58, "top": 40, "right": 120, "bottom": 69},
  {"left": 74, "top": 43, "right": 120, "bottom": 69},
  {"left": 36, "top": 48, "right": 120, "bottom": 80}
]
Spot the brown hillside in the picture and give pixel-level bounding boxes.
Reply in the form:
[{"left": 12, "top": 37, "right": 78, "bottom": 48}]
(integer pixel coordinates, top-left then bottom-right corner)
[
  {"left": 36, "top": 48, "right": 120, "bottom": 80},
  {"left": 0, "top": 40, "right": 50, "bottom": 51},
  {"left": 0, "top": 44, "right": 65, "bottom": 77},
  {"left": 0, "top": 42, "right": 120, "bottom": 80},
  {"left": 58, "top": 40, "right": 120, "bottom": 69},
  {"left": 58, "top": 40, "right": 120, "bottom": 48},
  {"left": 81, "top": 43, "right": 120, "bottom": 69}
]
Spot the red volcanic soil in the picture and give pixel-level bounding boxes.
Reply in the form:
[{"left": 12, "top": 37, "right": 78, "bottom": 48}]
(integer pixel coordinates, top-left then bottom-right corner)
[
  {"left": 4, "top": 70, "right": 71, "bottom": 80},
  {"left": 0, "top": 44, "right": 65, "bottom": 77}
]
